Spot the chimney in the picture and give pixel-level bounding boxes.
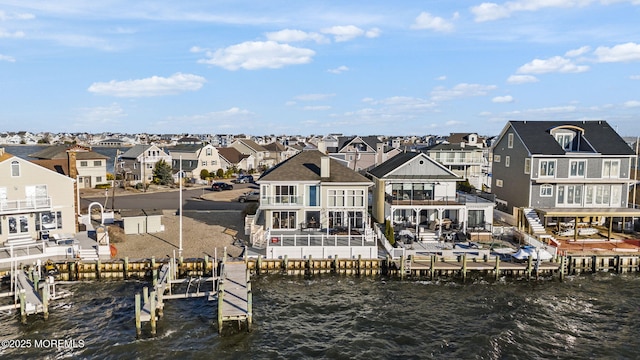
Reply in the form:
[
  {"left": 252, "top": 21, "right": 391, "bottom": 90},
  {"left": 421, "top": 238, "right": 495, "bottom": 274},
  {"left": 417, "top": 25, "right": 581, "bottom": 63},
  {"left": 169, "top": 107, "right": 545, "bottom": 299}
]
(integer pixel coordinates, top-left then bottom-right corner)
[
  {"left": 67, "top": 150, "right": 78, "bottom": 179},
  {"left": 321, "top": 156, "right": 330, "bottom": 178}
]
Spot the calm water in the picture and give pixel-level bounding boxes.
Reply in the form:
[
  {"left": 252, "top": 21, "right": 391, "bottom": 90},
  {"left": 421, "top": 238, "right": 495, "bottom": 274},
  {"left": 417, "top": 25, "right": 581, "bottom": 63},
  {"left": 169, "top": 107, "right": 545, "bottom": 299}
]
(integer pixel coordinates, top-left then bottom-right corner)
[
  {"left": 2, "top": 274, "right": 640, "bottom": 359},
  {"left": 3, "top": 145, "right": 124, "bottom": 174}
]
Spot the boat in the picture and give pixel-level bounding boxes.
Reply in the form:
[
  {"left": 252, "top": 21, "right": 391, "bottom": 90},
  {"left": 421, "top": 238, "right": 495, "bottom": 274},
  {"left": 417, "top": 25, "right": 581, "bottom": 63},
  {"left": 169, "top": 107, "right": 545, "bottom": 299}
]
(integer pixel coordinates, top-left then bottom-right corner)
[{"left": 512, "top": 246, "right": 553, "bottom": 260}]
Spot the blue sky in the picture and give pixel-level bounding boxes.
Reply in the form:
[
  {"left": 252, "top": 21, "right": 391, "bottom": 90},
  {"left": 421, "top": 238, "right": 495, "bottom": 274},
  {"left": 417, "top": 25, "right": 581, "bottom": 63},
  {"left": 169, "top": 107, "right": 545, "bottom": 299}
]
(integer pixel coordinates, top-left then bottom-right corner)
[{"left": 1, "top": 1, "right": 640, "bottom": 137}]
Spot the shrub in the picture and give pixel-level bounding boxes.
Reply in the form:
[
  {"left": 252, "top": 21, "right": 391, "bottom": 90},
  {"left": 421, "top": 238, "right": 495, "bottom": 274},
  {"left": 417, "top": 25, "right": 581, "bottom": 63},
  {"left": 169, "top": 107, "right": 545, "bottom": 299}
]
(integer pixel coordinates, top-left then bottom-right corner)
[{"left": 95, "top": 183, "right": 112, "bottom": 189}]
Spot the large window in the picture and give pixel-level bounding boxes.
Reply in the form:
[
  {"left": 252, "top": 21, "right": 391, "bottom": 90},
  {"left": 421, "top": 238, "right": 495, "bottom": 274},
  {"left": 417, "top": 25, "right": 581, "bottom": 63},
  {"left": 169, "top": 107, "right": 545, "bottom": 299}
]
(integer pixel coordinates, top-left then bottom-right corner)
[
  {"left": 569, "top": 160, "right": 586, "bottom": 177},
  {"left": 555, "top": 133, "right": 574, "bottom": 150},
  {"left": 272, "top": 211, "right": 296, "bottom": 229},
  {"left": 275, "top": 185, "right": 297, "bottom": 204},
  {"left": 539, "top": 160, "right": 556, "bottom": 177},
  {"left": 328, "top": 189, "right": 365, "bottom": 207},
  {"left": 308, "top": 185, "right": 319, "bottom": 206},
  {"left": 602, "top": 160, "right": 619, "bottom": 178},
  {"left": 557, "top": 185, "right": 583, "bottom": 205},
  {"left": 585, "top": 185, "right": 619, "bottom": 206},
  {"left": 8, "top": 215, "right": 29, "bottom": 234},
  {"left": 35, "top": 211, "right": 62, "bottom": 231}
]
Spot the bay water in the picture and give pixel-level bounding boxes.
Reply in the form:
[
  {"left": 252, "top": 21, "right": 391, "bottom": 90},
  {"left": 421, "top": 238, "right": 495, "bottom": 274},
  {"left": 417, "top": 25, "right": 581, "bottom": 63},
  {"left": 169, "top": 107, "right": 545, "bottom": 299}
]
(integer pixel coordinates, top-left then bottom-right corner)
[{"left": 2, "top": 273, "right": 640, "bottom": 359}]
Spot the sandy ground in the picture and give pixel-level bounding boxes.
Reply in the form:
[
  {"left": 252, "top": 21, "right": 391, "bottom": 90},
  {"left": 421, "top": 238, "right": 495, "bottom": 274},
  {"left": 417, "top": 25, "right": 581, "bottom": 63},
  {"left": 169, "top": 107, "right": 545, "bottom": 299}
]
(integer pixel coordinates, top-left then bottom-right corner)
[{"left": 83, "top": 185, "right": 253, "bottom": 261}]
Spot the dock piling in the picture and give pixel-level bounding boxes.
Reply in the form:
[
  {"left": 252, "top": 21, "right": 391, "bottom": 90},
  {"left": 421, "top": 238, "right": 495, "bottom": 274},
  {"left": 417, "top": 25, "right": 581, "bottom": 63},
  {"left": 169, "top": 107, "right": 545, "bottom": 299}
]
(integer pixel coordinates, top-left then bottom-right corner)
[{"left": 135, "top": 293, "right": 141, "bottom": 337}]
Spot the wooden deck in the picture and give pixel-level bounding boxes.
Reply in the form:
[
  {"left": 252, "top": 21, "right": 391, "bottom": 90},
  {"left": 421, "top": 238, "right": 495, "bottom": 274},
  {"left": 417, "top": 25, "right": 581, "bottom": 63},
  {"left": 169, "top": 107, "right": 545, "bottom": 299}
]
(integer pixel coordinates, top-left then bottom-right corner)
[
  {"left": 218, "top": 261, "right": 252, "bottom": 333},
  {"left": 16, "top": 270, "right": 44, "bottom": 315}
]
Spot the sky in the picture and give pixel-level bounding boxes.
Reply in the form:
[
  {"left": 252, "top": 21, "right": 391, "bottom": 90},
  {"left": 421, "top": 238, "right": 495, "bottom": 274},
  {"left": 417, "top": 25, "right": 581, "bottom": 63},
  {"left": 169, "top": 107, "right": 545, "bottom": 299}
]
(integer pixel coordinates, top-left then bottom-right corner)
[{"left": 1, "top": 1, "right": 640, "bottom": 137}]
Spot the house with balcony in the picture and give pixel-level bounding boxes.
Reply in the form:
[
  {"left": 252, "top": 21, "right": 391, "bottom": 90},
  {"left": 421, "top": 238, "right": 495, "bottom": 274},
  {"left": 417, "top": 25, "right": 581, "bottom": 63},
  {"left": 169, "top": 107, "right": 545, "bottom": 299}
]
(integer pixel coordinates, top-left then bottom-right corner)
[
  {"left": 492, "top": 120, "right": 640, "bottom": 240},
  {"left": 119, "top": 144, "right": 172, "bottom": 185},
  {"left": 0, "top": 149, "right": 79, "bottom": 264},
  {"left": 368, "top": 152, "right": 495, "bottom": 248},
  {"left": 422, "top": 133, "right": 489, "bottom": 191},
  {"left": 29, "top": 145, "right": 109, "bottom": 189},
  {"left": 246, "top": 149, "right": 377, "bottom": 259}
]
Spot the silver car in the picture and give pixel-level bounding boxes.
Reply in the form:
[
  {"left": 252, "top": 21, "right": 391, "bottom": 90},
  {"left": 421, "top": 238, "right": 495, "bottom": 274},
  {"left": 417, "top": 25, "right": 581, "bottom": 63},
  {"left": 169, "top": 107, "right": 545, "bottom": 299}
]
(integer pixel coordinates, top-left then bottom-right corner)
[{"left": 238, "top": 190, "right": 260, "bottom": 202}]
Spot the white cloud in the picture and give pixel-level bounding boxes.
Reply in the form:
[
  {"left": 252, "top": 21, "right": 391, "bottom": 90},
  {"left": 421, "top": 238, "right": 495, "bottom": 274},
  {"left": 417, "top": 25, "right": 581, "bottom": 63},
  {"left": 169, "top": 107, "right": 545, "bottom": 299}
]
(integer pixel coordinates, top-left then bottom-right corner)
[
  {"left": 493, "top": 95, "right": 514, "bottom": 103},
  {"left": 327, "top": 65, "right": 349, "bottom": 74},
  {"left": 594, "top": 42, "right": 640, "bottom": 62},
  {"left": 74, "top": 103, "right": 126, "bottom": 128},
  {"left": 0, "top": 11, "right": 35, "bottom": 21},
  {"left": 471, "top": 0, "right": 593, "bottom": 22},
  {"left": 507, "top": 74, "right": 539, "bottom": 83},
  {"left": 365, "top": 28, "right": 381, "bottom": 38},
  {"left": 0, "top": 30, "right": 25, "bottom": 38},
  {"left": 624, "top": 100, "right": 640, "bottom": 107},
  {"left": 88, "top": 73, "right": 206, "bottom": 97},
  {"left": 430, "top": 83, "right": 498, "bottom": 101},
  {"left": 265, "top": 29, "right": 328, "bottom": 44},
  {"left": 411, "top": 12, "right": 454, "bottom": 32},
  {"left": 198, "top": 41, "right": 315, "bottom": 70},
  {"left": 517, "top": 56, "right": 589, "bottom": 74},
  {"left": 321, "top": 25, "right": 366, "bottom": 42},
  {"left": 0, "top": 54, "right": 15, "bottom": 62},
  {"left": 436, "top": 75, "right": 447, "bottom": 81},
  {"left": 565, "top": 46, "right": 591, "bottom": 57},
  {"left": 294, "top": 93, "right": 336, "bottom": 101},
  {"left": 303, "top": 105, "right": 332, "bottom": 111},
  {"left": 190, "top": 46, "right": 206, "bottom": 53},
  {"left": 631, "top": 75, "right": 640, "bottom": 80}
]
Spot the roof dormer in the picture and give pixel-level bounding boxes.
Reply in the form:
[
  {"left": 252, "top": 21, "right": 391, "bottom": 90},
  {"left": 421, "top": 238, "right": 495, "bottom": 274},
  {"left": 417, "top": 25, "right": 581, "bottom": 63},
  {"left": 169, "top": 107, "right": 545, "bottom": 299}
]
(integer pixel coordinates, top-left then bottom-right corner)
[{"left": 549, "top": 125, "right": 584, "bottom": 152}]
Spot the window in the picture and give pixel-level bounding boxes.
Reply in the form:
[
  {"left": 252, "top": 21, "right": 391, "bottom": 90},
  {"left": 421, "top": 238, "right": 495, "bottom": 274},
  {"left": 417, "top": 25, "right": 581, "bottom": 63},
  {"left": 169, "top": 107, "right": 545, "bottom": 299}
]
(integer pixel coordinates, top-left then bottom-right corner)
[
  {"left": 275, "top": 185, "right": 296, "bottom": 204},
  {"left": 8, "top": 215, "right": 29, "bottom": 234},
  {"left": 539, "top": 160, "right": 556, "bottom": 177},
  {"left": 11, "top": 160, "right": 20, "bottom": 177},
  {"left": 93, "top": 160, "right": 101, "bottom": 166},
  {"left": 524, "top": 158, "right": 531, "bottom": 174},
  {"left": 507, "top": 133, "right": 514, "bottom": 148},
  {"left": 328, "top": 189, "right": 365, "bottom": 207},
  {"left": 202, "top": 161, "right": 207, "bottom": 166},
  {"left": 328, "top": 211, "right": 344, "bottom": 228},
  {"left": 555, "top": 133, "right": 574, "bottom": 150},
  {"left": 272, "top": 211, "right": 296, "bottom": 229},
  {"left": 540, "top": 184, "right": 553, "bottom": 197},
  {"left": 496, "top": 179, "right": 503, "bottom": 187},
  {"left": 505, "top": 156, "right": 510, "bottom": 168},
  {"left": 585, "top": 185, "right": 613, "bottom": 206},
  {"left": 206, "top": 148, "right": 212, "bottom": 156},
  {"left": 80, "top": 161, "right": 88, "bottom": 167},
  {"left": 569, "top": 160, "right": 586, "bottom": 177},
  {"left": 557, "top": 185, "right": 583, "bottom": 205},
  {"left": 602, "top": 160, "right": 619, "bottom": 178},
  {"left": 96, "top": 176, "right": 102, "bottom": 183},
  {"left": 35, "top": 211, "right": 62, "bottom": 231},
  {"left": 308, "top": 185, "right": 319, "bottom": 206},
  {"left": 494, "top": 155, "right": 501, "bottom": 163}
]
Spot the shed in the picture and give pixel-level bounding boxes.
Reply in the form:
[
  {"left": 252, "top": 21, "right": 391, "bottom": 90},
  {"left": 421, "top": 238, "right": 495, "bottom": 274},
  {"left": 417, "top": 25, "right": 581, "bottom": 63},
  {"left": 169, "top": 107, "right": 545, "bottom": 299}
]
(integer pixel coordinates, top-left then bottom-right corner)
[{"left": 120, "top": 209, "right": 164, "bottom": 235}]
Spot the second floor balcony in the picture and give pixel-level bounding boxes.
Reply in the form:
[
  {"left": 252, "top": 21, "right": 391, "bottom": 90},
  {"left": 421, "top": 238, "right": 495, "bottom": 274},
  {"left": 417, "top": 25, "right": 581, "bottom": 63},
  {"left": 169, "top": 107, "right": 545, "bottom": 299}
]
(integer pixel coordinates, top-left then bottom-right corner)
[
  {"left": 0, "top": 197, "right": 52, "bottom": 215},
  {"left": 261, "top": 195, "right": 304, "bottom": 206}
]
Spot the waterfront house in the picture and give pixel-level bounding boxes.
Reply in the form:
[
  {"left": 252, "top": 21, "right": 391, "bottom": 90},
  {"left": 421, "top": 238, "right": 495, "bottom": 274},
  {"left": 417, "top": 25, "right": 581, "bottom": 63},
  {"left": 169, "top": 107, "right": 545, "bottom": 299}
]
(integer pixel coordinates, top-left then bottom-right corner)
[
  {"left": 491, "top": 120, "right": 640, "bottom": 240},
  {"left": 29, "top": 145, "right": 109, "bottom": 189},
  {"left": 246, "top": 149, "right": 377, "bottom": 259},
  {"left": 422, "top": 133, "right": 489, "bottom": 191},
  {"left": 0, "top": 149, "right": 77, "bottom": 244},
  {"left": 368, "top": 152, "right": 495, "bottom": 244},
  {"left": 167, "top": 143, "right": 223, "bottom": 182},
  {"left": 119, "top": 145, "right": 172, "bottom": 185}
]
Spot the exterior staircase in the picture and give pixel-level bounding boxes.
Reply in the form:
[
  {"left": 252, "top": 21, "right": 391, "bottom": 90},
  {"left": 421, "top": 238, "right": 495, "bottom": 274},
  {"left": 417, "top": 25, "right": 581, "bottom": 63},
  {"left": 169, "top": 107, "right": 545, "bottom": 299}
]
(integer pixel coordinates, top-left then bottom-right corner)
[
  {"left": 78, "top": 248, "right": 99, "bottom": 261},
  {"left": 524, "top": 208, "right": 547, "bottom": 235}
]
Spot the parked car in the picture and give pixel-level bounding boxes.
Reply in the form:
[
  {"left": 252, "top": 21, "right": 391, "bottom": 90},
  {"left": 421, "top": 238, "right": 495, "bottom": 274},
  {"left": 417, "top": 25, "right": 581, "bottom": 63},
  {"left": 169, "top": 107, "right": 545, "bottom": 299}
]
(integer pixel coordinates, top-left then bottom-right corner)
[
  {"left": 238, "top": 190, "right": 260, "bottom": 202},
  {"left": 233, "top": 175, "right": 254, "bottom": 184},
  {"left": 211, "top": 182, "right": 234, "bottom": 191}
]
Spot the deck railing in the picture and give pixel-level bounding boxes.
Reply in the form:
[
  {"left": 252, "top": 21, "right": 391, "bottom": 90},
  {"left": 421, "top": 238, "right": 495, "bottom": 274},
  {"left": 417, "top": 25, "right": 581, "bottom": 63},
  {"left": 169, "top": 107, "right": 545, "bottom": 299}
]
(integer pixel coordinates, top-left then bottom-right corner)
[{"left": 0, "top": 197, "right": 52, "bottom": 214}]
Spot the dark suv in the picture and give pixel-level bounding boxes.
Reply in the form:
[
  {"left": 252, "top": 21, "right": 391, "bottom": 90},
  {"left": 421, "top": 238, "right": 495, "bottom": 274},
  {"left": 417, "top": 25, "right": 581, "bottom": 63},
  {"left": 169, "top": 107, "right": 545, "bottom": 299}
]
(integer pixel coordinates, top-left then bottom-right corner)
[{"left": 211, "top": 182, "right": 233, "bottom": 191}]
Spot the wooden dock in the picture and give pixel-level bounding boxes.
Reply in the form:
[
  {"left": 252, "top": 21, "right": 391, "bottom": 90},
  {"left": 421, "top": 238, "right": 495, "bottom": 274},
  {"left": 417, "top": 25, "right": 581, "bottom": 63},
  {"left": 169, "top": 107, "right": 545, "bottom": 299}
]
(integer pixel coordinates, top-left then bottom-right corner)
[
  {"left": 217, "top": 261, "right": 252, "bottom": 333},
  {"left": 15, "top": 270, "right": 48, "bottom": 323}
]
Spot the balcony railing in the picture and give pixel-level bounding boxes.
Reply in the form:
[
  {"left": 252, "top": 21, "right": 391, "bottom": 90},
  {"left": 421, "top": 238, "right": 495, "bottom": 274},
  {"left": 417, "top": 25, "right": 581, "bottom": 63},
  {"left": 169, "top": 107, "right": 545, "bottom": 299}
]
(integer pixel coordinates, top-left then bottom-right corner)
[
  {"left": 0, "top": 197, "right": 52, "bottom": 214},
  {"left": 261, "top": 196, "right": 303, "bottom": 206},
  {"left": 386, "top": 195, "right": 460, "bottom": 206}
]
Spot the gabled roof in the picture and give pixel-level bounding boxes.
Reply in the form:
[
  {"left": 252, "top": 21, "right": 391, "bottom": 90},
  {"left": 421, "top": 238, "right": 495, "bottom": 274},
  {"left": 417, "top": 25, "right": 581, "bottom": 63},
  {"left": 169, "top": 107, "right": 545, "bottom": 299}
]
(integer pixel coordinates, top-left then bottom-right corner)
[
  {"left": 337, "top": 135, "right": 380, "bottom": 152},
  {"left": 507, "top": 120, "right": 634, "bottom": 156},
  {"left": 368, "top": 151, "right": 460, "bottom": 180},
  {"left": 217, "top": 147, "right": 248, "bottom": 164},
  {"left": 120, "top": 144, "right": 165, "bottom": 159},
  {"left": 31, "top": 159, "right": 69, "bottom": 175},
  {"left": 235, "top": 139, "right": 267, "bottom": 152},
  {"left": 263, "top": 141, "right": 286, "bottom": 152},
  {"left": 259, "top": 149, "right": 372, "bottom": 183},
  {"left": 29, "top": 145, "right": 108, "bottom": 160},
  {"left": 167, "top": 144, "right": 203, "bottom": 153}
]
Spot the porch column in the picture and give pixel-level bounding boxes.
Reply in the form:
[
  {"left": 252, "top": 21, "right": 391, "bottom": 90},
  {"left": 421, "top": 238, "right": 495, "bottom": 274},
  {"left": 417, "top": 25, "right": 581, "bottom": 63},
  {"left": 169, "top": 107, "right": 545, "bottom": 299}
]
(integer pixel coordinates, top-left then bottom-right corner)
[
  {"left": 437, "top": 207, "right": 445, "bottom": 241},
  {"left": 413, "top": 208, "right": 420, "bottom": 235}
]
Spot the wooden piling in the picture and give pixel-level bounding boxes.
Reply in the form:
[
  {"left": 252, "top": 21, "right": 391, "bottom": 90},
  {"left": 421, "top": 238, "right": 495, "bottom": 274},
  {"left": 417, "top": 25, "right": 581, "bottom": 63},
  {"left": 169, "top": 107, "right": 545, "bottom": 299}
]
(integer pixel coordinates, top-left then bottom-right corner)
[
  {"left": 149, "top": 291, "right": 156, "bottom": 336},
  {"left": 124, "top": 257, "right": 129, "bottom": 279},
  {"left": 19, "top": 289, "right": 26, "bottom": 324},
  {"left": 135, "top": 293, "right": 141, "bottom": 337},
  {"left": 462, "top": 254, "right": 467, "bottom": 283},
  {"left": 495, "top": 256, "right": 500, "bottom": 281},
  {"left": 430, "top": 255, "right": 436, "bottom": 280},
  {"left": 42, "top": 281, "right": 49, "bottom": 320},
  {"left": 527, "top": 254, "right": 533, "bottom": 280},
  {"left": 96, "top": 259, "right": 101, "bottom": 280},
  {"left": 217, "top": 280, "right": 224, "bottom": 334},
  {"left": 400, "top": 255, "right": 406, "bottom": 279}
]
